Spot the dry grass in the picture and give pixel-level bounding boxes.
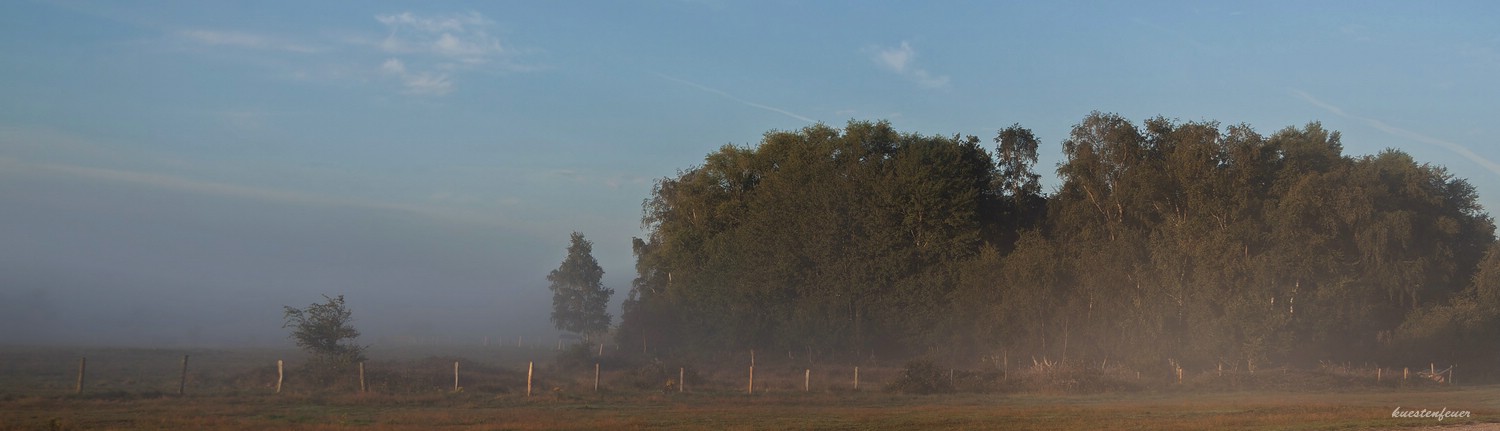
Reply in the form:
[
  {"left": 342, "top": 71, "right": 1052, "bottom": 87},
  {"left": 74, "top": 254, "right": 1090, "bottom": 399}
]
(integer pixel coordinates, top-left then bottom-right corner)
[
  {"left": 4, "top": 346, "right": 1499, "bottom": 430},
  {"left": 3, "top": 386, "right": 1498, "bottom": 430}
]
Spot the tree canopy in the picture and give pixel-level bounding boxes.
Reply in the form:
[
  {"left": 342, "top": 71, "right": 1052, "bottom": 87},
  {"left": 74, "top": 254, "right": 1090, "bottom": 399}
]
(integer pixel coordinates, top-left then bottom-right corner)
[
  {"left": 619, "top": 115, "right": 1499, "bottom": 372},
  {"left": 619, "top": 120, "right": 1041, "bottom": 356}
]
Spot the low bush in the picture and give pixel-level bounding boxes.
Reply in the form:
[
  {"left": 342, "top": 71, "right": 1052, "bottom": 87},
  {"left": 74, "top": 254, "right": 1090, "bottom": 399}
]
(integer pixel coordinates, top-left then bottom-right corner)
[{"left": 885, "top": 360, "right": 953, "bottom": 394}]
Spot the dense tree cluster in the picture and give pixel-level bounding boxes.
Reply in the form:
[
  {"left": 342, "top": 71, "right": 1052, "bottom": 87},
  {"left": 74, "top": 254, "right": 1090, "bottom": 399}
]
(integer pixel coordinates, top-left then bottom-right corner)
[{"left": 619, "top": 113, "right": 1500, "bottom": 372}]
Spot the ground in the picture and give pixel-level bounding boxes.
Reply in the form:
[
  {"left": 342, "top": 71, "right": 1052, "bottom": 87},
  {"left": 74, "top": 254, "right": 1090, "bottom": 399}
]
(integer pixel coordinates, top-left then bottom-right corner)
[
  {"left": 4, "top": 386, "right": 1499, "bottom": 430},
  {"left": 3, "top": 346, "right": 1497, "bottom": 430}
]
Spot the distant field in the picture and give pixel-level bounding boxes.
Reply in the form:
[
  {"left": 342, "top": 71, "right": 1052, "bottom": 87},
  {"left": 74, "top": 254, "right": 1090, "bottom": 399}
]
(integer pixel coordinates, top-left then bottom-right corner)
[{"left": 2, "top": 347, "right": 1498, "bottom": 430}]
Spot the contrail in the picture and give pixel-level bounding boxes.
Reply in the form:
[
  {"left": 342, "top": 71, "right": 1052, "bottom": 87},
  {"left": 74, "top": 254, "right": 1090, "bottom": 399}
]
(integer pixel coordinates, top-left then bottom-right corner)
[
  {"left": 652, "top": 72, "right": 817, "bottom": 124},
  {"left": 1293, "top": 88, "right": 1500, "bottom": 178}
]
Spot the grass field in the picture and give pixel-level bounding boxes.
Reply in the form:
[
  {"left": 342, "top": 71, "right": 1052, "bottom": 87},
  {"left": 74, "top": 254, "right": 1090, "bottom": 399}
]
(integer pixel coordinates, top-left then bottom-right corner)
[
  {"left": 3, "top": 346, "right": 1498, "bottom": 430},
  {"left": 6, "top": 386, "right": 1499, "bottom": 430}
]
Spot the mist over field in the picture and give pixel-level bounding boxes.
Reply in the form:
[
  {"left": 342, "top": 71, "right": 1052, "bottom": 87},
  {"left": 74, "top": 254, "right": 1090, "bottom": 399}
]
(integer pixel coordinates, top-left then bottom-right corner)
[
  {"left": 8, "top": 4, "right": 1500, "bottom": 430},
  {"left": 0, "top": 171, "right": 626, "bottom": 347}
]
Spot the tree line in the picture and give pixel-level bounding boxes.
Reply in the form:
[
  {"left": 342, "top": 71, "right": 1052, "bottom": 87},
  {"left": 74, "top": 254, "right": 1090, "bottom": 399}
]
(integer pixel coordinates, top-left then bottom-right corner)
[{"left": 615, "top": 112, "right": 1500, "bottom": 373}]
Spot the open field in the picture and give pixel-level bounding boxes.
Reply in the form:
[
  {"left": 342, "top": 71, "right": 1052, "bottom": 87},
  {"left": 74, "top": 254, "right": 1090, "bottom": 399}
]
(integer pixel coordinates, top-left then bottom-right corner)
[
  {"left": 3, "top": 347, "right": 1498, "bottom": 430},
  {"left": 4, "top": 386, "right": 1500, "bottom": 430}
]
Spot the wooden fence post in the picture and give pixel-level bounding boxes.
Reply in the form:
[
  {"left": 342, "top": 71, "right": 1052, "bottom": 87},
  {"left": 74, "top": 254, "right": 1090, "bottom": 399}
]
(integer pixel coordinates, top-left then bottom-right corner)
[
  {"left": 679, "top": 367, "right": 685, "bottom": 393},
  {"left": 359, "top": 362, "right": 366, "bottom": 393},
  {"left": 854, "top": 366, "right": 859, "bottom": 390},
  {"left": 526, "top": 361, "right": 533, "bottom": 397},
  {"left": 454, "top": 361, "right": 461, "bottom": 392},
  {"left": 748, "top": 349, "right": 756, "bottom": 394},
  {"left": 276, "top": 360, "right": 284, "bottom": 394},
  {"left": 1003, "top": 352, "right": 1008, "bottom": 382},
  {"left": 805, "top": 369, "right": 810, "bottom": 392},
  {"left": 594, "top": 363, "right": 600, "bottom": 392},
  {"left": 179, "top": 355, "right": 189, "bottom": 395},
  {"left": 76, "top": 357, "right": 86, "bottom": 394}
]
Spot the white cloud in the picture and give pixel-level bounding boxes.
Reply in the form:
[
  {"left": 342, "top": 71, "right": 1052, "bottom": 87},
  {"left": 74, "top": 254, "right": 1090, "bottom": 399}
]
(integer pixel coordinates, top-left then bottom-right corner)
[
  {"left": 869, "top": 41, "right": 949, "bottom": 89},
  {"left": 876, "top": 41, "right": 914, "bottom": 72}
]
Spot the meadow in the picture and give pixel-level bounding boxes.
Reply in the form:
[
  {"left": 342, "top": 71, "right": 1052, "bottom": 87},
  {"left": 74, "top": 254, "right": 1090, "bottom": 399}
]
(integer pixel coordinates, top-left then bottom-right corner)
[{"left": 2, "top": 346, "right": 1497, "bottom": 430}]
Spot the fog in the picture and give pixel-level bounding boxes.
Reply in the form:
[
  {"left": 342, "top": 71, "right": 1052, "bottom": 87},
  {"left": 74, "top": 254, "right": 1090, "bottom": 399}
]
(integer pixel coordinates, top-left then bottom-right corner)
[{"left": 0, "top": 169, "right": 634, "bottom": 348}]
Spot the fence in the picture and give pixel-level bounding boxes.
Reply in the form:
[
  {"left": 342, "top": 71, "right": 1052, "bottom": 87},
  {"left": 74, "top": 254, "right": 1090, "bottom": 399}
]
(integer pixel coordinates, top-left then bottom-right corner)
[{"left": 0, "top": 346, "right": 1465, "bottom": 398}]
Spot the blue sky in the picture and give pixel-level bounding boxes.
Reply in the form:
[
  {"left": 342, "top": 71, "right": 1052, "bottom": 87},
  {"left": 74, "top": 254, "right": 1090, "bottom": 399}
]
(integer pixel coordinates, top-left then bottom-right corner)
[{"left": 3, "top": 1, "right": 1499, "bottom": 347}]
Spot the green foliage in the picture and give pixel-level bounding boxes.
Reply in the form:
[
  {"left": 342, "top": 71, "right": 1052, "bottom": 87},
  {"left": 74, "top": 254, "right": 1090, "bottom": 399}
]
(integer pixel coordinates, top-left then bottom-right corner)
[
  {"left": 548, "top": 232, "right": 613, "bottom": 340},
  {"left": 282, "top": 295, "right": 366, "bottom": 382},
  {"left": 622, "top": 120, "right": 1033, "bottom": 355},
  {"left": 614, "top": 358, "right": 698, "bottom": 392},
  {"left": 972, "top": 113, "right": 1495, "bottom": 370},
  {"left": 622, "top": 113, "right": 1499, "bottom": 375},
  {"left": 553, "top": 343, "right": 601, "bottom": 373},
  {"left": 1393, "top": 242, "right": 1500, "bottom": 366}
]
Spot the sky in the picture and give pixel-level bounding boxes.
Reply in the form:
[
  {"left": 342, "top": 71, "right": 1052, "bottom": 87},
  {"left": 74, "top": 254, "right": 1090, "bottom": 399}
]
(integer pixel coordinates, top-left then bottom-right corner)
[{"left": 2, "top": 1, "right": 1499, "bottom": 348}]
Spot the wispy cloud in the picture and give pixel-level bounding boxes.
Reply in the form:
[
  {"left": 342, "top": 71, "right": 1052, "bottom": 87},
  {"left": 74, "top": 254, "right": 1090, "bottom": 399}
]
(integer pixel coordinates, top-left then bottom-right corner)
[
  {"left": 0, "top": 157, "right": 507, "bottom": 227},
  {"left": 653, "top": 72, "right": 816, "bottom": 124},
  {"left": 380, "top": 58, "right": 452, "bottom": 96},
  {"left": 370, "top": 11, "right": 532, "bottom": 96},
  {"left": 169, "top": 11, "right": 533, "bottom": 97},
  {"left": 1293, "top": 89, "right": 1500, "bottom": 178},
  {"left": 868, "top": 41, "right": 949, "bottom": 89},
  {"left": 374, "top": 11, "right": 505, "bottom": 64},
  {"left": 178, "top": 29, "right": 323, "bottom": 53}
]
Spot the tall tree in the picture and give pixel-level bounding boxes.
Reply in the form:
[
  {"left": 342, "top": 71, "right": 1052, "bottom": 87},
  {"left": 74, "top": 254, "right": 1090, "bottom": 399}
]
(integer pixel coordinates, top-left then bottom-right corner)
[
  {"left": 548, "top": 232, "right": 613, "bottom": 341},
  {"left": 989, "top": 124, "right": 1047, "bottom": 249}
]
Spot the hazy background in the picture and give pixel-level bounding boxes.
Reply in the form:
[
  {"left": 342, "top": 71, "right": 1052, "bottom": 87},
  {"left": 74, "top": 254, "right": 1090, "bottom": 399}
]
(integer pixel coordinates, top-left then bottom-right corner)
[{"left": 2, "top": 0, "right": 1498, "bottom": 348}]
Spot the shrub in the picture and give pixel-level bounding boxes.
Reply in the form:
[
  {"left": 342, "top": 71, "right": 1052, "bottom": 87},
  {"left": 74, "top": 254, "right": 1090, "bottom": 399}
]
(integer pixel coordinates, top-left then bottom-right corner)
[
  {"left": 885, "top": 360, "right": 953, "bottom": 394},
  {"left": 555, "top": 343, "right": 614, "bottom": 373}
]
